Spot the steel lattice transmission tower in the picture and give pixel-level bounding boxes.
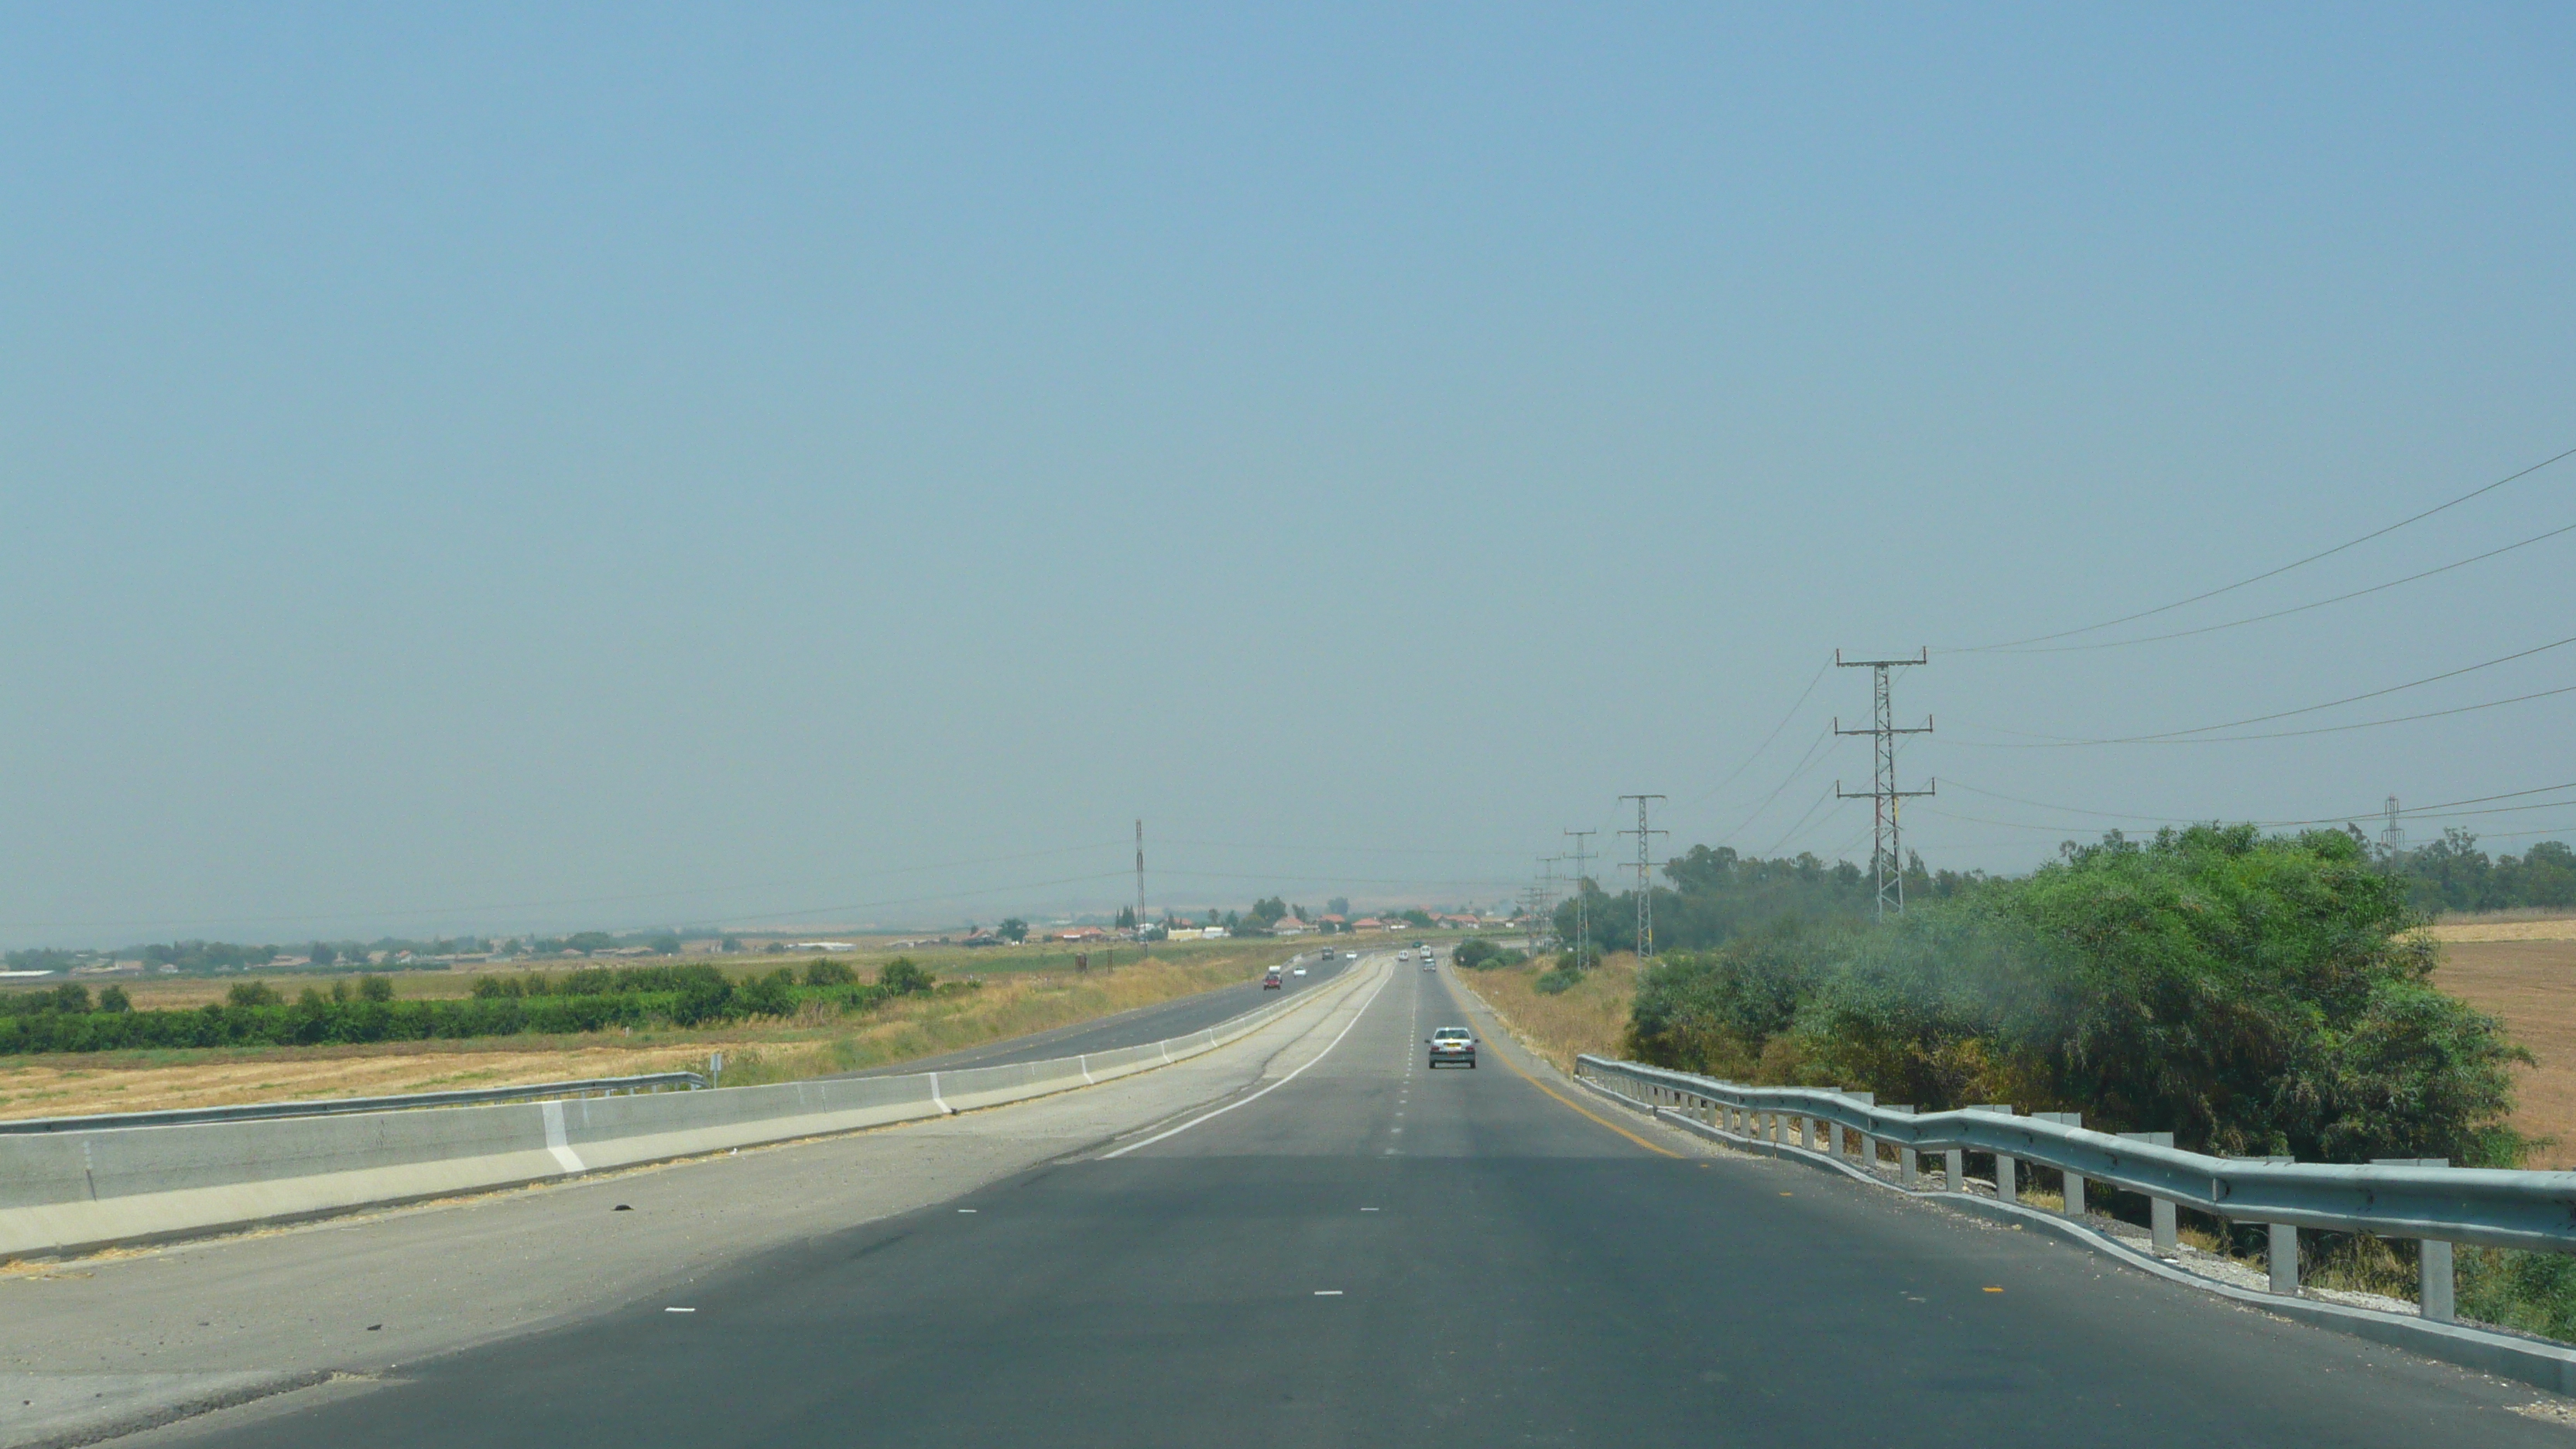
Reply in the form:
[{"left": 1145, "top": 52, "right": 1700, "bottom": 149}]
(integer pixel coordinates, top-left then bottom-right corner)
[
  {"left": 2380, "top": 796, "right": 2406, "bottom": 858},
  {"left": 1532, "top": 857, "right": 1562, "bottom": 953},
  {"left": 1564, "top": 830, "right": 1596, "bottom": 968},
  {"left": 1134, "top": 820, "right": 1149, "bottom": 955},
  {"left": 1619, "top": 794, "right": 1667, "bottom": 959},
  {"left": 1834, "top": 649, "right": 1934, "bottom": 918}
]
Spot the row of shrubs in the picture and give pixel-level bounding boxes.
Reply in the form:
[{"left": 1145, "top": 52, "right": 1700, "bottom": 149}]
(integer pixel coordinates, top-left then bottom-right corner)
[
  {"left": 0, "top": 960, "right": 944, "bottom": 1055},
  {"left": 1621, "top": 825, "right": 2523, "bottom": 1167}
]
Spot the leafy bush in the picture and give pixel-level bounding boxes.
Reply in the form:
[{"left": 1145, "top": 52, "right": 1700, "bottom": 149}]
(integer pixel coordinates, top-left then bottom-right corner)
[
  {"left": 1453, "top": 937, "right": 1528, "bottom": 971},
  {"left": 226, "top": 981, "right": 280, "bottom": 1009},
  {"left": 0, "top": 973, "right": 898, "bottom": 1054},
  {"left": 737, "top": 968, "right": 796, "bottom": 1018},
  {"left": 1533, "top": 967, "right": 1583, "bottom": 995},
  {"left": 1629, "top": 826, "right": 2526, "bottom": 1165},
  {"left": 669, "top": 964, "right": 735, "bottom": 1026},
  {"left": 357, "top": 975, "right": 394, "bottom": 1002},
  {"left": 96, "top": 985, "right": 130, "bottom": 1013},
  {"left": 804, "top": 958, "right": 858, "bottom": 987},
  {"left": 878, "top": 957, "right": 935, "bottom": 995}
]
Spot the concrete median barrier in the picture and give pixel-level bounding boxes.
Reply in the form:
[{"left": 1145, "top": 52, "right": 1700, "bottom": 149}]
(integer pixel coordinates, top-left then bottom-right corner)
[{"left": 0, "top": 959, "right": 1375, "bottom": 1262}]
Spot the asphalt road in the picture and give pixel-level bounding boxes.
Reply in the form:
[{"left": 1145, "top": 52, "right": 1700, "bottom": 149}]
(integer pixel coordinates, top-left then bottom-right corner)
[
  {"left": 835, "top": 944, "right": 1360, "bottom": 1076},
  {"left": 179, "top": 956, "right": 2562, "bottom": 1448}
]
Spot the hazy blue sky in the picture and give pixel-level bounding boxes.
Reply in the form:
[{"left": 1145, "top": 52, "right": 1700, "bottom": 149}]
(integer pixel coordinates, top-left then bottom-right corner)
[{"left": 5, "top": 5, "right": 2572, "bottom": 944}]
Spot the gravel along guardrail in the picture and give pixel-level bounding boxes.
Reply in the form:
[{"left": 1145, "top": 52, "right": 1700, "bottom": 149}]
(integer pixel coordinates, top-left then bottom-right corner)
[
  {"left": 1575, "top": 1053, "right": 2576, "bottom": 1396},
  {"left": 0, "top": 964, "right": 1368, "bottom": 1262}
]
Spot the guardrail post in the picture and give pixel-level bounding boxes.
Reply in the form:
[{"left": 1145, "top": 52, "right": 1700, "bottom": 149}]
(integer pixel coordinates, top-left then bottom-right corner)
[
  {"left": 1841, "top": 1091, "right": 1873, "bottom": 1166},
  {"left": 2117, "top": 1132, "right": 2178, "bottom": 1253},
  {"left": 2269, "top": 1221, "right": 2299, "bottom": 1295},
  {"left": 2041, "top": 1112, "right": 2085, "bottom": 1217},
  {"left": 2420, "top": 1240, "right": 2455, "bottom": 1324},
  {"left": 1945, "top": 1148, "right": 1965, "bottom": 1191},
  {"left": 1883, "top": 1108, "right": 1914, "bottom": 1185},
  {"left": 2374, "top": 1158, "right": 2456, "bottom": 1322},
  {"left": 1968, "top": 1105, "right": 2017, "bottom": 1201}
]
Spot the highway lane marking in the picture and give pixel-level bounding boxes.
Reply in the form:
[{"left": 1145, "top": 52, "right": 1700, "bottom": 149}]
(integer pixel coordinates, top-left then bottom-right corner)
[
  {"left": 1098, "top": 961, "right": 1397, "bottom": 1160},
  {"left": 664, "top": 1307, "right": 695, "bottom": 1314},
  {"left": 1314, "top": 1290, "right": 1343, "bottom": 1296}
]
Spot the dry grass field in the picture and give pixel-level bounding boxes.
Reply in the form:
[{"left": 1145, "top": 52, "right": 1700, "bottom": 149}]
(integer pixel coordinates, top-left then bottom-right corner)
[
  {"left": 0, "top": 943, "right": 1305, "bottom": 1122},
  {"left": 1447, "top": 954, "right": 1641, "bottom": 1072},
  {"left": 2433, "top": 935, "right": 2576, "bottom": 1168}
]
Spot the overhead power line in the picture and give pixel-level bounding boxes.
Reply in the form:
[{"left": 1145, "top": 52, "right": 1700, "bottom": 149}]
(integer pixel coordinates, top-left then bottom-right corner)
[
  {"left": 1682, "top": 656, "right": 1833, "bottom": 808},
  {"left": 1721, "top": 725, "right": 1838, "bottom": 841},
  {"left": 1956, "top": 632, "right": 2576, "bottom": 747},
  {"left": 1958, "top": 444, "right": 2576, "bottom": 652},
  {"left": 1959, "top": 680, "right": 2576, "bottom": 748},
  {"left": 1987, "top": 517, "right": 2576, "bottom": 653},
  {"left": 1944, "top": 775, "right": 2576, "bottom": 827}
]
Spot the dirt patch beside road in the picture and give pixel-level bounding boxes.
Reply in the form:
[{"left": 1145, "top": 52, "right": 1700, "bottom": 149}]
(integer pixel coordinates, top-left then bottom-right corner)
[{"left": 2434, "top": 938, "right": 2576, "bottom": 1168}]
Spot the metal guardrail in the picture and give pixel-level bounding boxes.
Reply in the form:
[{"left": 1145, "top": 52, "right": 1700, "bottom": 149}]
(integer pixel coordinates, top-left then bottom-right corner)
[
  {"left": 0, "top": 1071, "right": 709, "bottom": 1135},
  {"left": 1577, "top": 1054, "right": 2576, "bottom": 1325}
]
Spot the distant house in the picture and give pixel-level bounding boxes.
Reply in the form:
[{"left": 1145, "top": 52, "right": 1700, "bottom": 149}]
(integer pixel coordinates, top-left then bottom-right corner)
[
  {"left": 793, "top": 941, "right": 858, "bottom": 953},
  {"left": 1166, "top": 927, "right": 1204, "bottom": 940},
  {"left": 1350, "top": 918, "right": 1386, "bottom": 932},
  {"left": 961, "top": 930, "right": 1001, "bottom": 948},
  {"left": 1269, "top": 918, "right": 1308, "bottom": 935},
  {"left": 1058, "top": 927, "right": 1108, "bottom": 942}
]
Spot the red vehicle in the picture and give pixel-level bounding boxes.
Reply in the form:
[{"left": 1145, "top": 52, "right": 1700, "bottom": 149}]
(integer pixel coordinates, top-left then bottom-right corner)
[{"left": 1262, "top": 970, "right": 1283, "bottom": 990}]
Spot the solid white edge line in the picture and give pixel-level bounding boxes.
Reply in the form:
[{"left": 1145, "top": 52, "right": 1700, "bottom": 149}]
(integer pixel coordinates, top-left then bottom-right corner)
[{"left": 1100, "top": 957, "right": 1395, "bottom": 1160}]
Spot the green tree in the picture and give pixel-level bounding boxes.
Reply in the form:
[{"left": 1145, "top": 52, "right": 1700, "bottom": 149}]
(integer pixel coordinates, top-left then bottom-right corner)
[
  {"left": 564, "top": 931, "right": 616, "bottom": 955},
  {"left": 670, "top": 964, "right": 735, "bottom": 1026},
  {"left": 738, "top": 968, "right": 796, "bottom": 1017},
  {"left": 96, "top": 985, "right": 131, "bottom": 1013},
  {"left": 649, "top": 933, "right": 684, "bottom": 956},
  {"left": 226, "top": 981, "right": 281, "bottom": 1009},
  {"left": 878, "top": 957, "right": 936, "bottom": 995},
  {"left": 997, "top": 918, "right": 1029, "bottom": 944},
  {"left": 357, "top": 975, "right": 395, "bottom": 1002},
  {"left": 1631, "top": 826, "right": 2528, "bottom": 1165},
  {"left": 307, "top": 941, "right": 337, "bottom": 968},
  {"left": 804, "top": 957, "right": 858, "bottom": 987}
]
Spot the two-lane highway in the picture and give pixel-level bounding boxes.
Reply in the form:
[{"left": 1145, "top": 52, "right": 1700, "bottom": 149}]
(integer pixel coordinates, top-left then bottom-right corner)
[
  {"left": 835, "top": 944, "right": 1355, "bottom": 1077},
  {"left": 169, "top": 955, "right": 2564, "bottom": 1447}
]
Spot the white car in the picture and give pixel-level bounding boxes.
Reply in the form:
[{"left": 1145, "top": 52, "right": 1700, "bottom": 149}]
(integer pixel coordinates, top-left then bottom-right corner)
[
  {"left": 1398, "top": 950, "right": 1413, "bottom": 961},
  {"left": 1345, "top": 951, "right": 1357, "bottom": 960},
  {"left": 1427, "top": 1026, "right": 1477, "bottom": 1069},
  {"left": 1293, "top": 966, "right": 1307, "bottom": 976}
]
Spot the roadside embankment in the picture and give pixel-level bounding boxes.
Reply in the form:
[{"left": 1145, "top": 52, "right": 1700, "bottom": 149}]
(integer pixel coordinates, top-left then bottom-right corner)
[{"left": 1445, "top": 954, "right": 1639, "bottom": 1072}]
